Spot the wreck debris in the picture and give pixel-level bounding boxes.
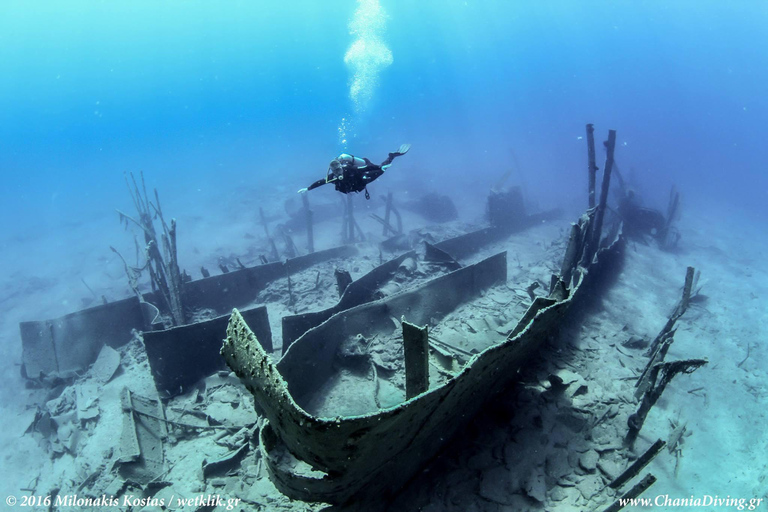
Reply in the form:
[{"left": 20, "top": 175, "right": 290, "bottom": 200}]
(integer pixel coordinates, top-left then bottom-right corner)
[
  {"left": 627, "top": 359, "right": 707, "bottom": 447},
  {"left": 560, "top": 214, "right": 591, "bottom": 287},
  {"left": 221, "top": 186, "right": 623, "bottom": 506},
  {"left": 371, "top": 192, "right": 400, "bottom": 237},
  {"left": 281, "top": 251, "right": 417, "bottom": 352},
  {"left": 21, "top": 245, "right": 357, "bottom": 382},
  {"left": 370, "top": 213, "right": 397, "bottom": 236},
  {"left": 428, "top": 335, "right": 474, "bottom": 366},
  {"left": 585, "top": 130, "right": 617, "bottom": 263},
  {"left": 334, "top": 268, "right": 352, "bottom": 297},
  {"left": 637, "top": 266, "right": 697, "bottom": 395},
  {"left": 341, "top": 194, "right": 365, "bottom": 243},
  {"left": 280, "top": 227, "right": 298, "bottom": 259},
  {"left": 382, "top": 191, "right": 397, "bottom": 236},
  {"left": 380, "top": 192, "right": 404, "bottom": 234},
  {"left": 423, "top": 241, "right": 462, "bottom": 271},
  {"left": 402, "top": 321, "right": 429, "bottom": 400},
  {"left": 115, "top": 171, "right": 186, "bottom": 327},
  {"left": 627, "top": 268, "right": 707, "bottom": 446},
  {"left": 587, "top": 123, "right": 598, "bottom": 208},
  {"left": 119, "top": 388, "right": 167, "bottom": 485},
  {"left": 222, "top": 250, "right": 513, "bottom": 504},
  {"left": 609, "top": 438, "right": 665, "bottom": 490},
  {"left": 144, "top": 306, "right": 272, "bottom": 396},
  {"left": 660, "top": 185, "right": 682, "bottom": 249},
  {"left": 202, "top": 440, "right": 251, "bottom": 480},
  {"left": 20, "top": 299, "right": 146, "bottom": 380},
  {"left": 259, "top": 206, "right": 280, "bottom": 262},
  {"left": 603, "top": 474, "right": 657, "bottom": 512},
  {"left": 301, "top": 189, "right": 314, "bottom": 253},
  {"left": 525, "top": 281, "right": 540, "bottom": 301}
]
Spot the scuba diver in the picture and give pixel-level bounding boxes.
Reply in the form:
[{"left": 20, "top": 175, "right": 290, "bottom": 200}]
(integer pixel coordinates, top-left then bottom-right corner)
[{"left": 298, "top": 144, "right": 411, "bottom": 200}]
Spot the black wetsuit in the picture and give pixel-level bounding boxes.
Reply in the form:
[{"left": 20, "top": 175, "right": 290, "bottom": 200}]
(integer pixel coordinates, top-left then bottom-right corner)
[{"left": 307, "top": 156, "right": 385, "bottom": 199}]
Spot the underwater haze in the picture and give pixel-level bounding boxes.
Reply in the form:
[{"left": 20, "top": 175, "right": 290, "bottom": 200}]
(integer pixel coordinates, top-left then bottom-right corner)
[
  {"left": 3, "top": 1, "right": 768, "bottom": 509},
  {"left": 1, "top": 0, "right": 767, "bottom": 238}
]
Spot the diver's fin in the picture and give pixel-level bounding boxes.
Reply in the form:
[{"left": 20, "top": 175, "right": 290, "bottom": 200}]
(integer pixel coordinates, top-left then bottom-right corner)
[{"left": 395, "top": 143, "right": 411, "bottom": 156}]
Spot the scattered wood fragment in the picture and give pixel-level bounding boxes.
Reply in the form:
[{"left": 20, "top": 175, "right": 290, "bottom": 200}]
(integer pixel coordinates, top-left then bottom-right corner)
[
  {"left": 203, "top": 442, "right": 250, "bottom": 480},
  {"left": 627, "top": 359, "right": 707, "bottom": 446},
  {"left": 131, "top": 407, "right": 243, "bottom": 432},
  {"left": 603, "top": 474, "right": 657, "bottom": 512},
  {"left": 609, "top": 439, "right": 665, "bottom": 490}
]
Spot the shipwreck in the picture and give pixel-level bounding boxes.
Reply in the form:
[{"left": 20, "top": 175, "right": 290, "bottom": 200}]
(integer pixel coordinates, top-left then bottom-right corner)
[
  {"left": 17, "top": 126, "right": 701, "bottom": 510},
  {"left": 220, "top": 131, "right": 625, "bottom": 506}
]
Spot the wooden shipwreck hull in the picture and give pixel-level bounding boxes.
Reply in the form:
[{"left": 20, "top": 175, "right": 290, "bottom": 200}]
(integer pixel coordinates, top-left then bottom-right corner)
[{"left": 222, "top": 211, "right": 624, "bottom": 506}]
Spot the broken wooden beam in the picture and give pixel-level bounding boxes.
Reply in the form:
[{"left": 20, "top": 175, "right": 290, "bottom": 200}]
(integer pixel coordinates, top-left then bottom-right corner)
[
  {"left": 641, "top": 266, "right": 698, "bottom": 378},
  {"left": 403, "top": 320, "right": 429, "bottom": 400},
  {"left": 603, "top": 473, "right": 657, "bottom": 512},
  {"left": 610, "top": 439, "right": 665, "bottom": 489},
  {"left": 627, "top": 359, "right": 707, "bottom": 446}
]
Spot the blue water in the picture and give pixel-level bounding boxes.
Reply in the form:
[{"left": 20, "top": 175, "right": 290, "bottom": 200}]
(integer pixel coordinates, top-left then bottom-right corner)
[{"left": 1, "top": 0, "right": 766, "bottom": 236}]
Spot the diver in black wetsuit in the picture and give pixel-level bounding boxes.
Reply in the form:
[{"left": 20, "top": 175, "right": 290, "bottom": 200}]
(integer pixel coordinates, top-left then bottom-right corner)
[{"left": 298, "top": 144, "right": 411, "bottom": 200}]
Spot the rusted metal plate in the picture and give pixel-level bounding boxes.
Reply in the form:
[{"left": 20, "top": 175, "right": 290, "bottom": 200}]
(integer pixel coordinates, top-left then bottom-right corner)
[
  {"left": 20, "top": 297, "right": 146, "bottom": 379},
  {"left": 20, "top": 245, "right": 355, "bottom": 381},
  {"left": 144, "top": 306, "right": 272, "bottom": 396}
]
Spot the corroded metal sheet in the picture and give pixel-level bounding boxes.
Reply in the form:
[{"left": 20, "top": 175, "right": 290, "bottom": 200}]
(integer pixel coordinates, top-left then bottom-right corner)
[
  {"left": 20, "top": 245, "right": 355, "bottom": 380},
  {"left": 144, "top": 306, "right": 272, "bottom": 396},
  {"left": 20, "top": 297, "right": 146, "bottom": 379}
]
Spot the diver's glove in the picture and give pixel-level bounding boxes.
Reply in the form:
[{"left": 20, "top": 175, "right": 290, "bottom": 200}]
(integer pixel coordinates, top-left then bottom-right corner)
[{"left": 297, "top": 187, "right": 308, "bottom": 194}]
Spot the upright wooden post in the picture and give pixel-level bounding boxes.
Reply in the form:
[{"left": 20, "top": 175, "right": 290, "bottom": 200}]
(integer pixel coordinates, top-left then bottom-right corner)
[
  {"left": 586, "top": 123, "right": 598, "bottom": 209},
  {"left": 383, "top": 191, "right": 393, "bottom": 236},
  {"left": 347, "top": 195, "right": 355, "bottom": 243},
  {"left": 301, "top": 192, "right": 314, "bottom": 253},
  {"left": 588, "top": 129, "right": 616, "bottom": 260},
  {"left": 403, "top": 320, "right": 429, "bottom": 399},
  {"left": 260, "top": 207, "right": 279, "bottom": 261}
]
